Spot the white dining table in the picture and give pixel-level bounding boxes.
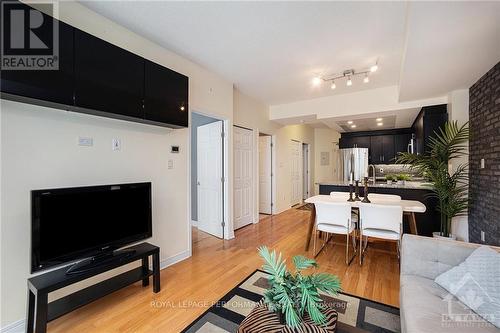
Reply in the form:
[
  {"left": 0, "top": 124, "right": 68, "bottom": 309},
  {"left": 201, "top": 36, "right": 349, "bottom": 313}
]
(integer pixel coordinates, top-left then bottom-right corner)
[{"left": 304, "top": 195, "right": 427, "bottom": 251}]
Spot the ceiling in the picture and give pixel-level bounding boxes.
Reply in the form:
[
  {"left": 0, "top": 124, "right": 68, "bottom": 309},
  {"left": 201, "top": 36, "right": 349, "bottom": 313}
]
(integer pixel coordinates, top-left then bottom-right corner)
[
  {"left": 80, "top": 1, "right": 500, "bottom": 128},
  {"left": 80, "top": 1, "right": 407, "bottom": 105}
]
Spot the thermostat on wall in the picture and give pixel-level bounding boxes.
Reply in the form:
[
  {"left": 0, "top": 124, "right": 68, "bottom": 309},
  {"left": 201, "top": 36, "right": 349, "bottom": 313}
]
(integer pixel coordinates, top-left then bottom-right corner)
[{"left": 171, "top": 146, "right": 180, "bottom": 153}]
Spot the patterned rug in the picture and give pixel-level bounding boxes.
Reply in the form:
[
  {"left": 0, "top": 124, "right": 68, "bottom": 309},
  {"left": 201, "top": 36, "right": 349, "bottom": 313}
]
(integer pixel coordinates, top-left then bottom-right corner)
[
  {"left": 182, "top": 270, "right": 400, "bottom": 333},
  {"left": 296, "top": 203, "right": 314, "bottom": 211}
]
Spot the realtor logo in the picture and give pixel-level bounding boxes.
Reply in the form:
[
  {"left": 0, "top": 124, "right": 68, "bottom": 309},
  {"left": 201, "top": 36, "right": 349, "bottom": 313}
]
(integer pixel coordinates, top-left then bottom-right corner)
[{"left": 1, "top": 0, "right": 59, "bottom": 70}]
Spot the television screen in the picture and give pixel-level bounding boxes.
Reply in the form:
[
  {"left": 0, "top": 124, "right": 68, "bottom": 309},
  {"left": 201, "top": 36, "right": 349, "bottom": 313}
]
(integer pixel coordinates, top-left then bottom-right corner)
[{"left": 31, "top": 182, "right": 152, "bottom": 272}]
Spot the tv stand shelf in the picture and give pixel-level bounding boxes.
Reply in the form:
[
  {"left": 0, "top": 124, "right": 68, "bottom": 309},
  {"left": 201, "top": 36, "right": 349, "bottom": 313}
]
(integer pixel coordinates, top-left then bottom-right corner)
[{"left": 27, "top": 242, "right": 160, "bottom": 333}]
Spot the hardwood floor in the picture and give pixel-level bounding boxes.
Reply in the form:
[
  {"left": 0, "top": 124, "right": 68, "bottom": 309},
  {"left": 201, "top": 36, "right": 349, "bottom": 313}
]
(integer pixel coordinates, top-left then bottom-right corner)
[{"left": 48, "top": 208, "right": 400, "bottom": 333}]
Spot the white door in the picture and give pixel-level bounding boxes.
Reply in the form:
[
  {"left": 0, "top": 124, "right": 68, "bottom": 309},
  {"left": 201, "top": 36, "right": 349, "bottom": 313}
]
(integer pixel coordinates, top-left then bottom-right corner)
[
  {"left": 234, "top": 127, "right": 253, "bottom": 229},
  {"left": 259, "top": 136, "right": 272, "bottom": 214},
  {"left": 197, "top": 121, "right": 223, "bottom": 238},
  {"left": 302, "top": 144, "right": 309, "bottom": 200},
  {"left": 290, "top": 140, "right": 302, "bottom": 206}
]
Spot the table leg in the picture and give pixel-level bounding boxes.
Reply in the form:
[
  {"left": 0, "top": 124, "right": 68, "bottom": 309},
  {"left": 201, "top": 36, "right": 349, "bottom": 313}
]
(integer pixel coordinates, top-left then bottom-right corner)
[
  {"left": 141, "top": 257, "right": 150, "bottom": 287},
  {"left": 409, "top": 212, "right": 418, "bottom": 235},
  {"left": 34, "top": 292, "right": 47, "bottom": 333},
  {"left": 152, "top": 251, "right": 160, "bottom": 293},
  {"left": 305, "top": 205, "right": 316, "bottom": 251},
  {"left": 26, "top": 289, "right": 35, "bottom": 333}
]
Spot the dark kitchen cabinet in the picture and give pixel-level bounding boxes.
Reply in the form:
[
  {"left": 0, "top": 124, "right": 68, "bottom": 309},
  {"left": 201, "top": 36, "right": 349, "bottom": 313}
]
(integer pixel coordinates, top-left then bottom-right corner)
[
  {"left": 394, "top": 133, "right": 411, "bottom": 157},
  {"left": 144, "top": 60, "right": 188, "bottom": 127},
  {"left": 382, "top": 135, "right": 395, "bottom": 163},
  {"left": 412, "top": 105, "right": 448, "bottom": 155},
  {"left": 370, "top": 135, "right": 393, "bottom": 163},
  {"left": 339, "top": 136, "right": 370, "bottom": 149},
  {"left": 74, "top": 30, "right": 144, "bottom": 119},
  {"left": 0, "top": 13, "right": 74, "bottom": 105}
]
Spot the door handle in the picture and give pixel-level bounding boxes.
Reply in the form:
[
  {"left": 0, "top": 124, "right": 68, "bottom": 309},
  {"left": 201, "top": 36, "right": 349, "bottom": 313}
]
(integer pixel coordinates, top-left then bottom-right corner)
[{"left": 197, "top": 181, "right": 200, "bottom": 185}]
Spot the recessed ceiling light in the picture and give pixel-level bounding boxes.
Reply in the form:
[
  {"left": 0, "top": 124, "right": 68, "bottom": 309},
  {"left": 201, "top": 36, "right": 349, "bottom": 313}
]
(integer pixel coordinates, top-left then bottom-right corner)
[
  {"left": 347, "top": 120, "right": 353, "bottom": 124},
  {"left": 370, "top": 64, "right": 378, "bottom": 72},
  {"left": 312, "top": 76, "right": 322, "bottom": 86},
  {"left": 377, "top": 122, "right": 383, "bottom": 126},
  {"left": 363, "top": 74, "right": 369, "bottom": 83},
  {"left": 351, "top": 124, "right": 356, "bottom": 128},
  {"left": 346, "top": 77, "right": 352, "bottom": 87},
  {"left": 330, "top": 81, "right": 336, "bottom": 90},
  {"left": 376, "top": 118, "right": 383, "bottom": 122}
]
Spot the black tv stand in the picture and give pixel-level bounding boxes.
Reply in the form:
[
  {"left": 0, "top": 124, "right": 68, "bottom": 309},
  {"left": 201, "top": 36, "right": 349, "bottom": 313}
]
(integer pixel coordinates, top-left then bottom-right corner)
[
  {"left": 66, "top": 248, "right": 136, "bottom": 275},
  {"left": 27, "top": 242, "right": 160, "bottom": 333}
]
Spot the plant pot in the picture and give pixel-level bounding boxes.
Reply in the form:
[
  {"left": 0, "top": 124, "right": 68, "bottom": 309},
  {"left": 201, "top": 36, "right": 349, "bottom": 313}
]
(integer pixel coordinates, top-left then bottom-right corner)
[
  {"left": 238, "top": 300, "right": 338, "bottom": 333},
  {"left": 432, "top": 232, "right": 457, "bottom": 240},
  {"left": 397, "top": 180, "right": 405, "bottom": 185},
  {"left": 386, "top": 180, "right": 392, "bottom": 185}
]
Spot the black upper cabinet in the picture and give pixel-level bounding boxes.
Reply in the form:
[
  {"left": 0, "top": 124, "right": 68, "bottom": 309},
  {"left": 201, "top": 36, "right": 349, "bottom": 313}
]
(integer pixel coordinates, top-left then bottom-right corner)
[
  {"left": 394, "top": 133, "right": 411, "bottom": 156},
  {"left": 144, "top": 60, "right": 188, "bottom": 127},
  {"left": 382, "top": 135, "right": 395, "bottom": 163},
  {"left": 339, "top": 136, "right": 370, "bottom": 149},
  {"left": 0, "top": 15, "right": 74, "bottom": 105},
  {"left": 74, "top": 30, "right": 144, "bottom": 119}
]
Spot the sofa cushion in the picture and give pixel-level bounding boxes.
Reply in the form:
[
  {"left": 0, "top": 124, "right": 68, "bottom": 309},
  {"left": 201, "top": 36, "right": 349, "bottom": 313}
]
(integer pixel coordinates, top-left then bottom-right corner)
[
  {"left": 434, "top": 246, "right": 500, "bottom": 328},
  {"left": 400, "top": 275, "right": 499, "bottom": 333}
]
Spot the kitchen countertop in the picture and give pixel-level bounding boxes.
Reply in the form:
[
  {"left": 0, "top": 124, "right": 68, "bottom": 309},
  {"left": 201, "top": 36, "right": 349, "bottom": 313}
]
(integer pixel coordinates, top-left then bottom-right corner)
[{"left": 316, "top": 180, "right": 434, "bottom": 190}]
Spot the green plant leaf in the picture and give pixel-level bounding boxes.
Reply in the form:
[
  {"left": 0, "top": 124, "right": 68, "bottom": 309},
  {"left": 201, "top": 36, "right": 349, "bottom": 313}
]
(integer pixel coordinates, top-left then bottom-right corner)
[{"left": 292, "top": 255, "right": 318, "bottom": 271}]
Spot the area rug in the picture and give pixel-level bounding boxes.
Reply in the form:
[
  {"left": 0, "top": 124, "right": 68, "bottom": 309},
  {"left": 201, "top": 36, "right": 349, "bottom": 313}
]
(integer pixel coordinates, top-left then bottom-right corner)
[
  {"left": 296, "top": 203, "right": 314, "bottom": 211},
  {"left": 182, "top": 270, "right": 400, "bottom": 333}
]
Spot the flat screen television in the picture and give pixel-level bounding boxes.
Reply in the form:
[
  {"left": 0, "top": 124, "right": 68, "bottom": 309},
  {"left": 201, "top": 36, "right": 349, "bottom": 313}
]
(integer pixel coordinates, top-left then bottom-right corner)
[{"left": 31, "top": 182, "right": 152, "bottom": 273}]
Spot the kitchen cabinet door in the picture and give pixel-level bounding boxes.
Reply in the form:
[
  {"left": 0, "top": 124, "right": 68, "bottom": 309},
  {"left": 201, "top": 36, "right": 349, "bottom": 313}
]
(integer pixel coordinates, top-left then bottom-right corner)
[{"left": 382, "top": 135, "right": 395, "bottom": 163}]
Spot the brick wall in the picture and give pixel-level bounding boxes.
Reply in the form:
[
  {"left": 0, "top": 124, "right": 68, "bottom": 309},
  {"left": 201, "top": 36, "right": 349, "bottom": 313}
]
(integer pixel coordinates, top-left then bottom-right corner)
[{"left": 469, "top": 61, "right": 500, "bottom": 245}]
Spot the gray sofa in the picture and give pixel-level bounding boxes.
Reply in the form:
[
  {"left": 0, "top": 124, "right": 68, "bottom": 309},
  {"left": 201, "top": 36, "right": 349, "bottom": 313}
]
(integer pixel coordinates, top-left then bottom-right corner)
[{"left": 400, "top": 234, "right": 499, "bottom": 333}]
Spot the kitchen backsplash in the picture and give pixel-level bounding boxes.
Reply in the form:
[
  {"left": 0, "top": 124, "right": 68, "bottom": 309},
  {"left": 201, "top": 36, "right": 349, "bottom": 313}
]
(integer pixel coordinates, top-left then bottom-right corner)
[{"left": 369, "top": 164, "right": 423, "bottom": 179}]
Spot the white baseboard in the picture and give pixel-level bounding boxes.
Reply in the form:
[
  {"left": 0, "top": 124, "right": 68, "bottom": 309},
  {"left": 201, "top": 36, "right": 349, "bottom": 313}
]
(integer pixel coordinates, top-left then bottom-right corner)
[
  {"left": 159, "top": 249, "right": 191, "bottom": 270},
  {"left": 0, "top": 319, "right": 24, "bottom": 333},
  {"left": 0, "top": 250, "right": 192, "bottom": 333},
  {"left": 191, "top": 219, "right": 198, "bottom": 227}
]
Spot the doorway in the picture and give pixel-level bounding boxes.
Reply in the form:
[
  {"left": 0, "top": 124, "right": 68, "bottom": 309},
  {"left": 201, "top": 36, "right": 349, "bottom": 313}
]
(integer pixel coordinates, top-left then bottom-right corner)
[
  {"left": 290, "top": 139, "right": 302, "bottom": 206},
  {"left": 191, "top": 112, "right": 224, "bottom": 240},
  {"left": 302, "top": 143, "right": 310, "bottom": 200},
  {"left": 259, "top": 134, "right": 273, "bottom": 216}
]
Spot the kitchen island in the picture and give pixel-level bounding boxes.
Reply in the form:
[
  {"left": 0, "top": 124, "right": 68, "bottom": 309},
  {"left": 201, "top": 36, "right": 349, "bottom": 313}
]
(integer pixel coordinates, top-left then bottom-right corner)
[{"left": 316, "top": 181, "right": 438, "bottom": 237}]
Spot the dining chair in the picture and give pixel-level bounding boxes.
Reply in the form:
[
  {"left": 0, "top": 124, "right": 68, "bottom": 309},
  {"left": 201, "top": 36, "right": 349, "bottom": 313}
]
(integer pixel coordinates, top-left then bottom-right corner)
[
  {"left": 313, "top": 202, "right": 357, "bottom": 265},
  {"left": 358, "top": 203, "right": 403, "bottom": 265},
  {"left": 329, "top": 191, "right": 359, "bottom": 223}
]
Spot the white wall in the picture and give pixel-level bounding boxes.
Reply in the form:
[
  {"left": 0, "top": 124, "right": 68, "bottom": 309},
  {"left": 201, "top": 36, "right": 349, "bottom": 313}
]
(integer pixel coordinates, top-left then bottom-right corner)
[
  {"left": 313, "top": 128, "right": 341, "bottom": 194},
  {"left": 1, "top": 1, "right": 233, "bottom": 328},
  {"left": 447, "top": 89, "right": 470, "bottom": 241}
]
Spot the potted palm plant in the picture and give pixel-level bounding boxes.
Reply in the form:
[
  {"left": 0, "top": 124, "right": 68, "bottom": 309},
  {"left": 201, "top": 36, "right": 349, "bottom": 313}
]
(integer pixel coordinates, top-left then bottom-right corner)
[
  {"left": 252, "top": 246, "right": 341, "bottom": 328},
  {"left": 396, "top": 121, "right": 469, "bottom": 239}
]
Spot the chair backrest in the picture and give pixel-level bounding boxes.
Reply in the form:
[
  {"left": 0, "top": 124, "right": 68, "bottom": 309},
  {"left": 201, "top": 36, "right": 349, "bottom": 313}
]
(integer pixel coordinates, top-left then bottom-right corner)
[
  {"left": 314, "top": 202, "right": 351, "bottom": 228},
  {"left": 359, "top": 203, "right": 403, "bottom": 234},
  {"left": 330, "top": 191, "right": 349, "bottom": 199},
  {"left": 367, "top": 193, "right": 402, "bottom": 201}
]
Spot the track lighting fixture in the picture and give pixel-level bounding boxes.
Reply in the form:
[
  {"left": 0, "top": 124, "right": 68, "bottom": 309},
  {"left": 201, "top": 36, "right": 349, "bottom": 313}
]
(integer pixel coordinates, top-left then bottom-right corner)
[{"left": 311, "top": 62, "right": 378, "bottom": 89}]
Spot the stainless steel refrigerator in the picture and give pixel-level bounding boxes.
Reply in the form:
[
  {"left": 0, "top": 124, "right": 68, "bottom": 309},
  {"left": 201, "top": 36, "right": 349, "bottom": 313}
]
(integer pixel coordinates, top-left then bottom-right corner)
[{"left": 340, "top": 148, "right": 369, "bottom": 182}]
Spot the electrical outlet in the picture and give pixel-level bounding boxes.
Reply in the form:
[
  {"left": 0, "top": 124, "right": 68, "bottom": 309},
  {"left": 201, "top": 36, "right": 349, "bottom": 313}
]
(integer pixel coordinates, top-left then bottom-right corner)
[
  {"left": 480, "top": 158, "right": 485, "bottom": 169},
  {"left": 112, "top": 138, "right": 121, "bottom": 151},
  {"left": 168, "top": 160, "right": 174, "bottom": 169},
  {"left": 78, "top": 137, "right": 93, "bottom": 147},
  {"left": 481, "top": 231, "right": 485, "bottom": 242}
]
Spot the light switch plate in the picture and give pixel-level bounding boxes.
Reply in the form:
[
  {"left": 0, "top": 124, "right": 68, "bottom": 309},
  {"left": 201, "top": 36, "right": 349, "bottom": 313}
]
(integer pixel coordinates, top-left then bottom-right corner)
[
  {"left": 112, "top": 138, "right": 121, "bottom": 151},
  {"left": 78, "top": 137, "right": 93, "bottom": 147},
  {"left": 168, "top": 160, "right": 174, "bottom": 169}
]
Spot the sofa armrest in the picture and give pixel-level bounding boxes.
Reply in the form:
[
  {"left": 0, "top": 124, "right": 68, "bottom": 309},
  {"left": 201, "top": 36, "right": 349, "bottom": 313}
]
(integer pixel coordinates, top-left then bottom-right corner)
[{"left": 401, "top": 234, "right": 479, "bottom": 280}]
